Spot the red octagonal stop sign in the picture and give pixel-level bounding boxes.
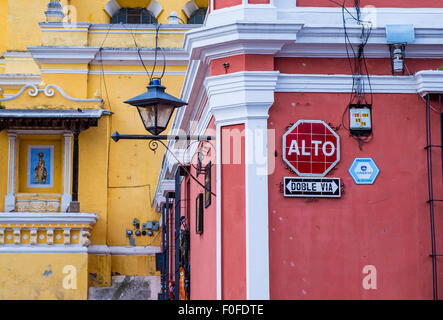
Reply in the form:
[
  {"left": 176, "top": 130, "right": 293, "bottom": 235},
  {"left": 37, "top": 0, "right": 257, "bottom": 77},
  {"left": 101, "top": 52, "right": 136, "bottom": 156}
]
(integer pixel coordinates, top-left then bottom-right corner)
[{"left": 282, "top": 120, "right": 340, "bottom": 177}]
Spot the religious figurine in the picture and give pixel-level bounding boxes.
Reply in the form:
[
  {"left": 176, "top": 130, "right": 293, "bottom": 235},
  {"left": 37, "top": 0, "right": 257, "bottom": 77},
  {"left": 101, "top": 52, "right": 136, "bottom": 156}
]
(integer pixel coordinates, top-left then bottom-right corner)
[{"left": 34, "top": 152, "right": 47, "bottom": 183}]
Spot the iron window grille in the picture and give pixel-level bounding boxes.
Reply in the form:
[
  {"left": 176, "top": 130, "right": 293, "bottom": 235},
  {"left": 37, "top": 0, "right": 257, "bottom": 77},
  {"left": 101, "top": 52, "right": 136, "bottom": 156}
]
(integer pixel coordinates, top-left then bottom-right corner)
[
  {"left": 111, "top": 8, "right": 157, "bottom": 24},
  {"left": 187, "top": 8, "right": 207, "bottom": 24}
]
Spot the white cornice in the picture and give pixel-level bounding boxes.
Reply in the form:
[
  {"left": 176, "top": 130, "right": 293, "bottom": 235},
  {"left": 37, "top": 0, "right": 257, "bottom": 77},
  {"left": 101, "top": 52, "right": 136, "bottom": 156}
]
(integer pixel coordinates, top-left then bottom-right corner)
[
  {"left": 39, "top": 22, "right": 92, "bottom": 31},
  {"left": 0, "top": 245, "right": 88, "bottom": 254},
  {"left": 88, "top": 245, "right": 161, "bottom": 256},
  {"left": 276, "top": 71, "right": 443, "bottom": 96},
  {"left": 204, "top": 71, "right": 279, "bottom": 124},
  {"left": 184, "top": 21, "right": 303, "bottom": 63},
  {"left": 27, "top": 46, "right": 100, "bottom": 64},
  {"left": 416, "top": 70, "right": 443, "bottom": 96},
  {"left": 91, "top": 48, "right": 189, "bottom": 66},
  {"left": 90, "top": 24, "right": 201, "bottom": 31},
  {"left": 0, "top": 212, "right": 98, "bottom": 226},
  {"left": 276, "top": 73, "right": 417, "bottom": 94}
]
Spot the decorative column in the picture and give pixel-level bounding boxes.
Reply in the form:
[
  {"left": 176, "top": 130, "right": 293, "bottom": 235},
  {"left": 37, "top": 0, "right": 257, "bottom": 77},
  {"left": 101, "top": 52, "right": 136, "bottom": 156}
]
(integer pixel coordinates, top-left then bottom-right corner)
[
  {"left": 13, "top": 228, "right": 21, "bottom": 245},
  {"left": 5, "top": 132, "right": 17, "bottom": 212},
  {"left": 68, "top": 130, "right": 80, "bottom": 212},
  {"left": 61, "top": 132, "right": 73, "bottom": 212}
]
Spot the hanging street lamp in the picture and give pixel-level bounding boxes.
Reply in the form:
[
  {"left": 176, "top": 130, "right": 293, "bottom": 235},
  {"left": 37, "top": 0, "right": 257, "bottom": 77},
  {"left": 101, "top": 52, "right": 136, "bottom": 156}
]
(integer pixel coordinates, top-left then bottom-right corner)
[
  {"left": 111, "top": 79, "right": 214, "bottom": 145},
  {"left": 124, "top": 79, "right": 187, "bottom": 136}
]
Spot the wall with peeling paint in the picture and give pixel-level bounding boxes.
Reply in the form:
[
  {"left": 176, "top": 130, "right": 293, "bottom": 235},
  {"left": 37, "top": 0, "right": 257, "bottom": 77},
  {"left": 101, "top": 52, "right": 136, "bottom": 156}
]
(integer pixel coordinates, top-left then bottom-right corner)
[{"left": 0, "top": 254, "right": 88, "bottom": 300}]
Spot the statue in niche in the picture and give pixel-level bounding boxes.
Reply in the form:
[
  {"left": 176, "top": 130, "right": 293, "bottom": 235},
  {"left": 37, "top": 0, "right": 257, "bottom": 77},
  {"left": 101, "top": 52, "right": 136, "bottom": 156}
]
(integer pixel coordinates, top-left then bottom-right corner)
[{"left": 34, "top": 152, "right": 47, "bottom": 184}]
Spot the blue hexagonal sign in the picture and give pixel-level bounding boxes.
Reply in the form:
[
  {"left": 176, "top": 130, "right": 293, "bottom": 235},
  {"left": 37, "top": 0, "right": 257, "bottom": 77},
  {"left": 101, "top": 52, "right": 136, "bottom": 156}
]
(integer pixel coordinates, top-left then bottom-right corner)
[{"left": 348, "top": 157, "right": 380, "bottom": 185}]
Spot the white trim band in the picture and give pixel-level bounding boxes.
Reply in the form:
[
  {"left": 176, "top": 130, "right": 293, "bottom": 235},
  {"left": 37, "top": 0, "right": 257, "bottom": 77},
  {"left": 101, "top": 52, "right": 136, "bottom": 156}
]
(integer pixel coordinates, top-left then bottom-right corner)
[{"left": 88, "top": 245, "right": 161, "bottom": 256}]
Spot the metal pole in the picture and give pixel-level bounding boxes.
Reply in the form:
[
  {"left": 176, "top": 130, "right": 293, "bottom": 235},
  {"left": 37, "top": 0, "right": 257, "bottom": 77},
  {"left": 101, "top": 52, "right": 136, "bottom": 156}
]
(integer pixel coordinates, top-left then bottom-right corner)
[
  {"left": 425, "top": 94, "right": 438, "bottom": 300},
  {"left": 111, "top": 131, "right": 215, "bottom": 142}
]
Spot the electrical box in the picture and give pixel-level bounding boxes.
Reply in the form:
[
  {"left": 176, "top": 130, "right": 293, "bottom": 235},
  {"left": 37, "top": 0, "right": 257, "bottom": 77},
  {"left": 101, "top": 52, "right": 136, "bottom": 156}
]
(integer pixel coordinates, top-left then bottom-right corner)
[
  {"left": 147, "top": 221, "right": 159, "bottom": 231},
  {"left": 349, "top": 104, "right": 372, "bottom": 134}
]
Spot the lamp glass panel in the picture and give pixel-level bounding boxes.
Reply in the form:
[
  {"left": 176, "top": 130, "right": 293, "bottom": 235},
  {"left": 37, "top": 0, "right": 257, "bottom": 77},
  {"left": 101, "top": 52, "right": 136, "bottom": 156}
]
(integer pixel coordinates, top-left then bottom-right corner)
[
  {"left": 137, "top": 105, "right": 156, "bottom": 130},
  {"left": 156, "top": 104, "right": 175, "bottom": 129}
]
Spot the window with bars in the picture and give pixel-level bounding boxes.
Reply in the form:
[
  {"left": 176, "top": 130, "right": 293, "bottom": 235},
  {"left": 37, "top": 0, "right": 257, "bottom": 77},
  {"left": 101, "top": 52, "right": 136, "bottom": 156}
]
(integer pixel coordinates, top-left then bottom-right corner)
[
  {"left": 187, "top": 8, "right": 207, "bottom": 24},
  {"left": 110, "top": 8, "right": 157, "bottom": 24}
]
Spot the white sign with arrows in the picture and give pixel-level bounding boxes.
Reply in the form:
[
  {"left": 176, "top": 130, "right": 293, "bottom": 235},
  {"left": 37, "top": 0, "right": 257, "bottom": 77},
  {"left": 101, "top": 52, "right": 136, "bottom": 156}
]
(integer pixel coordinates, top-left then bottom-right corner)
[{"left": 284, "top": 177, "right": 341, "bottom": 198}]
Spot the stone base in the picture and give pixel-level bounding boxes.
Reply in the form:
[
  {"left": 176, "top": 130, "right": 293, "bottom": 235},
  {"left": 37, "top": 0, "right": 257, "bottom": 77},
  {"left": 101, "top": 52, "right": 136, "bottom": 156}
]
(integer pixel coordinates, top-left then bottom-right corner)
[
  {"left": 67, "top": 201, "right": 80, "bottom": 213},
  {"left": 88, "top": 276, "right": 160, "bottom": 300}
]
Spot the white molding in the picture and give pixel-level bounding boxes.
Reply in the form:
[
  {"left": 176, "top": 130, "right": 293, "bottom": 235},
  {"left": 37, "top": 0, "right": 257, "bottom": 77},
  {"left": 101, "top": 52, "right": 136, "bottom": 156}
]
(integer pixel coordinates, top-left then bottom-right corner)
[
  {"left": 38, "top": 22, "right": 91, "bottom": 31},
  {"left": 88, "top": 70, "right": 186, "bottom": 76},
  {"left": 0, "top": 84, "right": 103, "bottom": 103},
  {"left": 276, "top": 73, "right": 417, "bottom": 94},
  {"left": 90, "top": 24, "right": 200, "bottom": 30},
  {"left": 104, "top": 0, "right": 121, "bottom": 17},
  {"left": 27, "top": 46, "right": 100, "bottom": 64},
  {"left": 61, "top": 133, "right": 73, "bottom": 212},
  {"left": 2, "top": 52, "right": 33, "bottom": 58},
  {"left": 276, "top": 72, "right": 443, "bottom": 95},
  {"left": 5, "top": 132, "right": 17, "bottom": 212},
  {"left": 8, "top": 130, "right": 67, "bottom": 136},
  {"left": 0, "top": 245, "right": 88, "bottom": 254},
  {"left": 88, "top": 245, "right": 161, "bottom": 256},
  {"left": 204, "top": 71, "right": 280, "bottom": 124},
  {"left": 147, "top": 0, "right": 163, "bottom": 18},
  {"left": 183, "top": 0, "right": 199, "bottom": 18},
  {"left": 92, "top": 48, "right": 189, "bottom": 66},
  {"left": 0, "top": 212, "right": 98, "bottom": 226},
  {"left": 416, "top": 70, "right": 443, "bottom": 96},
  {"left": 185, "top": 22, "right": 303, "bottom": 63},
  {"left": 40, "top": 69, "right": 89, "bottom": 74}
]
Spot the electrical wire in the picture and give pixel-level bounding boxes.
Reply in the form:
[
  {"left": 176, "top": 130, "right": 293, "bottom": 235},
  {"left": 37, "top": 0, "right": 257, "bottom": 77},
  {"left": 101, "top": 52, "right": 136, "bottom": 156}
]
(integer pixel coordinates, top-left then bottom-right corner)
[
  {"left": 158, "top": 140, "right": 217, "bottom": 197},
  {"left": 122, "top": 23, "right": 151, "bottom": 83},
  {"left": 331, "top": 0, "right": 375, "bottom": 149}
]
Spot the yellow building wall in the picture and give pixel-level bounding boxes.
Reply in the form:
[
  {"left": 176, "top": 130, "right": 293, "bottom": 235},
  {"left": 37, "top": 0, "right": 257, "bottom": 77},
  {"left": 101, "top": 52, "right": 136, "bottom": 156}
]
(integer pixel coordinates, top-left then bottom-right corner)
[
  {"left": 0, "top": 253, "right": 89, "bottom": 300},
  {"left": 79, "top": 117, "right": 110, "bottom": 245},
  {"left": 0, "top": 0, "right": 208, "bottom": 300},
  {"left": 0, "top": 0, "right": 7, "bottom": 54}
]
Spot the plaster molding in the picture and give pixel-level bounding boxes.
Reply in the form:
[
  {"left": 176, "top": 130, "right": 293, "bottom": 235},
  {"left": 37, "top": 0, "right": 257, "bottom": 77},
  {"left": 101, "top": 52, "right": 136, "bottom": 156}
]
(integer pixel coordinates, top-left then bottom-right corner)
[
  {"left": 38, "top": 22, "right": 92, "bottom": 31},
  {"left": 184, "top": 21, "right": 303, "bottom": 63},
  {"left": 276, "top": 71, "right": 443, "bottom": 95},
  {"left": 88, "top": 70, "right": 186, "bottom": 76},
  {"left": 0, "top": 84, "right": 103, "bottom": 103},
  {"left": 415, "top": 70, "right": 443, "bottom": 96},
  {"left": 204, "top": 71, "right": 279, "bottom": 124},
  {"left": 147, "top": 0, "right": 162, "bottom": 18},
  {"left": 276, "top": 73, "right": 417, "bottom": 94},
  {"left": 104, "top": 0, "right": 121, "bottom": 17},
  {"left": 183, "top": 0, "right": 199, "bottom": 18},
  {"left": 61, "top": 133, "right": 73, "bottom": 212},
  {"left": 27, "top": 46, "right": 100, "bottom": 64},
  {"left": 88, "top": 245, "right": 161, "bottom": 256},
  {"left": 91, "top": 48, "right": 189, "bottom": 66},
  {"left": 0, "top": 212, "right": 98, "bottom": 226},
  {"left": 0, "top": 245, "right": 88, "bottom": 254},
  {"left": 5, "top": 133, "right": 17, "bottom": 212}
]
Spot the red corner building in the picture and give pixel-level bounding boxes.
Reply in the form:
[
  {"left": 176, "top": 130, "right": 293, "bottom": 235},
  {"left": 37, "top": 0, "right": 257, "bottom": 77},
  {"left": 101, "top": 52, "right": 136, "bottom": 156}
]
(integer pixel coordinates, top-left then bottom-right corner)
[{"left": 154, "top": 0, "right": 443, "bottom": 300}]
